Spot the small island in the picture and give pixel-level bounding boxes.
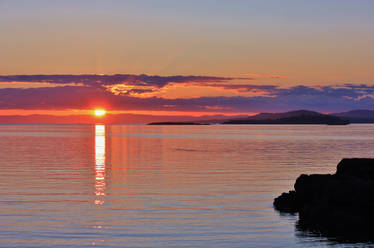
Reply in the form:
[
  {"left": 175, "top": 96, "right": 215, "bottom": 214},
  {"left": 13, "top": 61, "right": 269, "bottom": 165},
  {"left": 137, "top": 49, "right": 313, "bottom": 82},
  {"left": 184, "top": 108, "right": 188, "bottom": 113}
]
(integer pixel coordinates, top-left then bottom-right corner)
[{"left": 147, "top": 122, "right": 209, "bottom": 125}]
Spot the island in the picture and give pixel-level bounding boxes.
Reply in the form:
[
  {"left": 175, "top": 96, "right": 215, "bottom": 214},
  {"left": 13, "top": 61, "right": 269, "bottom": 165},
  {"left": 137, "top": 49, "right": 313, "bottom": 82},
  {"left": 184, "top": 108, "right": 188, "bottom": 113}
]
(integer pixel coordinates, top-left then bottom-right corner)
[
  {"left": 223, "top": 110, "right": 350, "bottom": 125},
  {"left": 144, "top": 109, "right": 374, "bottom": 126},
  {"left": 147, "top": 122, "right": 209, "bottom": 125},
  {"left": 274, "top": 158, "right": 374, "bottom": 241}
]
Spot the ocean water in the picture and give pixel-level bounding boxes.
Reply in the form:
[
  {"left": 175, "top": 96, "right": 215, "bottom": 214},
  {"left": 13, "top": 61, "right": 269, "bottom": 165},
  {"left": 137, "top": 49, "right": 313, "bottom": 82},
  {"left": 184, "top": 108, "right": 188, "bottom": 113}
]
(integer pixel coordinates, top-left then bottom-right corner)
[{"left": 0, "top": 124, "right": 374, "bottom": 248}]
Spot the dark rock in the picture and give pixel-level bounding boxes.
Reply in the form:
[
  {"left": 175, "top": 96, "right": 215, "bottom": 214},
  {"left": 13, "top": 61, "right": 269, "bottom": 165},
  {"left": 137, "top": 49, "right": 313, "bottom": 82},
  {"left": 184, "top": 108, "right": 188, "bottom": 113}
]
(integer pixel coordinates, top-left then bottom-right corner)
[
  {"left": 273, "top": 190, "right": 298, "bottom": 212},
  {"left": 274, "top": 158, "right": 374, "bottom": 241},
  {"left": 336, "top": 158, "right": 374, "bottom": 180}
]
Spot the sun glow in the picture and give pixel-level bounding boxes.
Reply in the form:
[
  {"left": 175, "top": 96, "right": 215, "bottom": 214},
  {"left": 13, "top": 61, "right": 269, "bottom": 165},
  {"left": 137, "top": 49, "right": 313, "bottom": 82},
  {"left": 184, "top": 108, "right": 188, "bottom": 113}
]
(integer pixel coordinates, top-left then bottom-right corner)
[{"left": 94, "top": 109, "right": 106, "bottom": 117}]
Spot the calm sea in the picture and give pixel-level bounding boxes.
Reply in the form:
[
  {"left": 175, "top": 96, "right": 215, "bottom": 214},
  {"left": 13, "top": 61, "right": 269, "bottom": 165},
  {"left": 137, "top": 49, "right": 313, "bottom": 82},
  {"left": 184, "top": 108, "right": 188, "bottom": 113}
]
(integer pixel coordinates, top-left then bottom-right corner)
[{"left": 0, "top": 124, "right": 374, "bottom": 248}]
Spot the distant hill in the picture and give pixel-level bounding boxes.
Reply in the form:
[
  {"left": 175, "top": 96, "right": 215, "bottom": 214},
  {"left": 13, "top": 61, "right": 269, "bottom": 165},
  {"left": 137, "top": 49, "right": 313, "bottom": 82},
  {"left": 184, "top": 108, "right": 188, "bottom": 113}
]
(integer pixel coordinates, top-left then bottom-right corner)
[
  {"left": 148, "top": 122, "right": 209, "bottom": 125},
  {"left": 244, "top": 110, "right": 323, "bottom": 120},
  {"left": 332, "top": 110, "right": 374, "bottom": 123},
  {"left": 223, "top": 110, "right": 350, "bottom": 125}
]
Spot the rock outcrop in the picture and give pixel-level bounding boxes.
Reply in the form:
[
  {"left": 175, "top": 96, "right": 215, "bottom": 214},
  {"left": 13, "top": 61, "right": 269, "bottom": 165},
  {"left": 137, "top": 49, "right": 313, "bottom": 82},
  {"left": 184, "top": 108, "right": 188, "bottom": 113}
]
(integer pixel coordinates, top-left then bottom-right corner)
[{"left": 274, "top": 158, "right": 374, "bottom": 241}]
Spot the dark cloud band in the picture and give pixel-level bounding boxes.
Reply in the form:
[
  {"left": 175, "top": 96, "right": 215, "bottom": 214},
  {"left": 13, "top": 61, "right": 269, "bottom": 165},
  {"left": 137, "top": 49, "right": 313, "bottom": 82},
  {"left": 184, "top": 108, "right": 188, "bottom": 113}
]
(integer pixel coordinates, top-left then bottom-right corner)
[{"left": 0, "top": 74, "right": 373, "bottom": 113}]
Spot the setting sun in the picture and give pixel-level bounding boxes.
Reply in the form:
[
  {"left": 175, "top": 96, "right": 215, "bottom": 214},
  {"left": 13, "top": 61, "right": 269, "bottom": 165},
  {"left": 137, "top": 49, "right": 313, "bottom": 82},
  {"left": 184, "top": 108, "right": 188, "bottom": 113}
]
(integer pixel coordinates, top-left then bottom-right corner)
[{"left": 94, "top": 109, "right": 106, "bottom": 117}]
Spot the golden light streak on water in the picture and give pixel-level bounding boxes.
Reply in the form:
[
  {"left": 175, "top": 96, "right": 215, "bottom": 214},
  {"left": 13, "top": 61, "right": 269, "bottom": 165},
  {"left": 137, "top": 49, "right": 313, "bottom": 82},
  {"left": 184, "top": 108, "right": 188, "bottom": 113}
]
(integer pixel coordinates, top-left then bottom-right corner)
[{"left": 94, "top": 124, "right": 106, "bottom": 205}]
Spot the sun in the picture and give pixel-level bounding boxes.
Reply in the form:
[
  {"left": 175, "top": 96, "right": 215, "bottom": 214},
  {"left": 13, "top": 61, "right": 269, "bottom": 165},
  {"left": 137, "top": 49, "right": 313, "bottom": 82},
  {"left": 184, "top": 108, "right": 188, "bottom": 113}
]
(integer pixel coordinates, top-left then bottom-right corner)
[{"left": 94, "top": 109, "right": 106, "bottom": 117}]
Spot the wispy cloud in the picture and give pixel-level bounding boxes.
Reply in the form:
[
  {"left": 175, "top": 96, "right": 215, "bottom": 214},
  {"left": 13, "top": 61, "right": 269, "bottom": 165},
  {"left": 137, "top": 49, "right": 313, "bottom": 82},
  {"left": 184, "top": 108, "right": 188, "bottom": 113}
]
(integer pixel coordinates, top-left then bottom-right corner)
[
  {"left": 0, "top": 74, "right": 231, "bottom": 87},
  {"left": 244, "top": 73, "right": 288, "bottom": 79}
]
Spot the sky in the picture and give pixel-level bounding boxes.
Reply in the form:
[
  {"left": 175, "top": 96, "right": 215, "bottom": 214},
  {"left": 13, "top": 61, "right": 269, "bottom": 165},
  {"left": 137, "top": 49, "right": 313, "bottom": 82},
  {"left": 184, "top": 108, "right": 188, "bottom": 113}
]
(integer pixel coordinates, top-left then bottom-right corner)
[{"left": 0, "top": 0, "right": 373, "bottom": 121}]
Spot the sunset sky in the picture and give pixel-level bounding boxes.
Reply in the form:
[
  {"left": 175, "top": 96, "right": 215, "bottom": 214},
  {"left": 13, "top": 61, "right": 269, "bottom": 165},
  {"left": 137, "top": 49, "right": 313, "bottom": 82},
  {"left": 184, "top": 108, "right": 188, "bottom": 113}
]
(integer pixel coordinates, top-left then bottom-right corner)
[{"left": 0, "top": 0, "right": 373, "bottom": 121}]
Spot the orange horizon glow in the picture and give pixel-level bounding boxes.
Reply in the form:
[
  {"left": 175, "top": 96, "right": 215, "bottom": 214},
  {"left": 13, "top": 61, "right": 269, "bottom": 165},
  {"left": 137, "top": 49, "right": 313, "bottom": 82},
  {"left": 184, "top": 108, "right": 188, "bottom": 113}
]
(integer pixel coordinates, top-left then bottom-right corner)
[{"left": 0, "top": 109, "right": 258, "bottom": 117}]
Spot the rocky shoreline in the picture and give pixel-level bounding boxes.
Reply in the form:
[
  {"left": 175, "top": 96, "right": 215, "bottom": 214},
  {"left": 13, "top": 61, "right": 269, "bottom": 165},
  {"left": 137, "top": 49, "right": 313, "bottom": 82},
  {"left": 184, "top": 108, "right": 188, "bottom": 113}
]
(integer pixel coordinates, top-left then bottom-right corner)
[{"left": 274, "top": 158, "right": 374, "bottom": 241}]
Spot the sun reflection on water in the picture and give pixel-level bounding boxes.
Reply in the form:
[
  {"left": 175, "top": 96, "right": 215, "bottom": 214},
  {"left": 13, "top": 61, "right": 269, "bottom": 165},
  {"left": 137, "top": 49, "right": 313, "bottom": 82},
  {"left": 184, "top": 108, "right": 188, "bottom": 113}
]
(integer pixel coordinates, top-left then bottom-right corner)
[{"left": 94, "top": 124, "right": 106, "bottom": 205}]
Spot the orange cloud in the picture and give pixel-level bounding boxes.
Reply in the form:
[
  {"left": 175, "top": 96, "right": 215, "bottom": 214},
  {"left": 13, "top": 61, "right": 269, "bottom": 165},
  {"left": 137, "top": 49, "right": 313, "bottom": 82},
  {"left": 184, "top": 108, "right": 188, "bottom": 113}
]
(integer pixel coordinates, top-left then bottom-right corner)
[{"left": 104, "top": 82, "right": 275, "bottom": 99}]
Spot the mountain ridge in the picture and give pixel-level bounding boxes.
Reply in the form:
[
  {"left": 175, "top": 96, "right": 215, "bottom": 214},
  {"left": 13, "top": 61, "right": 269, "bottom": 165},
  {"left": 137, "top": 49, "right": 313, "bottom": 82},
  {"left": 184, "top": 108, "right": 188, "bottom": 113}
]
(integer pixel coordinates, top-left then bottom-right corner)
[{"left": 223, "top": 110, "right": 349, "bottom": 125}]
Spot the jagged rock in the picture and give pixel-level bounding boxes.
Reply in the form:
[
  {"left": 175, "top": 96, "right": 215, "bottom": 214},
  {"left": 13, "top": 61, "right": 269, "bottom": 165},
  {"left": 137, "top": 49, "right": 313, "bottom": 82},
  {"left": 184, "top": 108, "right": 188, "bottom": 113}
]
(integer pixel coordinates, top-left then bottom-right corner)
[
  {"left": 273, "top": 190, "right": 298, "bottom": 212},
  {"left": 274, "top": 158, "right": 374, "bottom": 240}
]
